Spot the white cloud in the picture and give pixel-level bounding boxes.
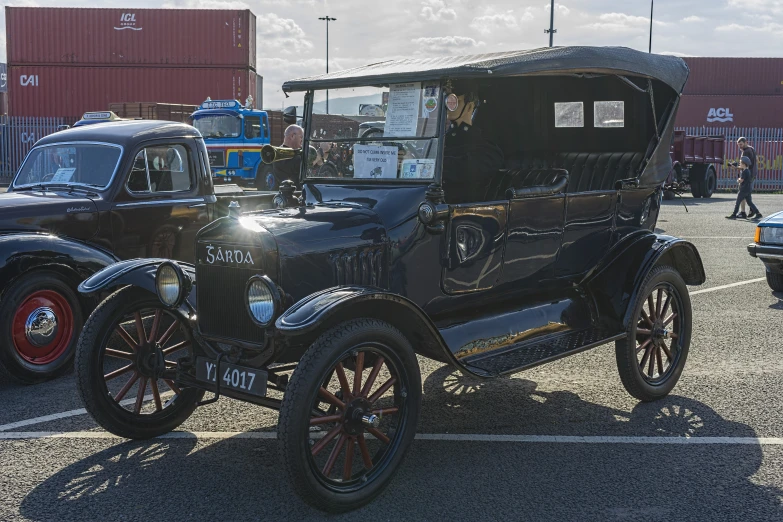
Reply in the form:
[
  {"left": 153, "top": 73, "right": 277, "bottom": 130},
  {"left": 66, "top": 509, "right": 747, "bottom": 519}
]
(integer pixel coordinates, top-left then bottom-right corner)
[
  {"left": 256, "top": 12, "right": 313, "bottom": 54},
  {"left": 411, "top": 35, "right": 485, "bottom": 54},
  {"left": 682, "top": 16, "right": 704, "bottom": 22},
  {"left": 726, "top": 0, "right": 783, "bottom": 15},
  {"left": 715, "top": 22, "right": 783, "bottom": 33},
  {"left": 588, "top": 12, "right": 666, "bottom": 32},
  {"left": 420, "top": 0, "right": 457, "bottom": 22},
  {"left": 470, "top": 11, "right": 518, "bottom": 35},
  {"left": 544, "top": 2, "right": 570, "bottom": 16}
]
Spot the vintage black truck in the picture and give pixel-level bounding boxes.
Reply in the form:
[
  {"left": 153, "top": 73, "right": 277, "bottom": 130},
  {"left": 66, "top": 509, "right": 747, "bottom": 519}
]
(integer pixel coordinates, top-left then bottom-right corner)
[
  {"left": 75, "top": 47, "right": 705, "bottom": 512},
  {"left": 0, "top": 120, "right": 274, "bottom": 383}
]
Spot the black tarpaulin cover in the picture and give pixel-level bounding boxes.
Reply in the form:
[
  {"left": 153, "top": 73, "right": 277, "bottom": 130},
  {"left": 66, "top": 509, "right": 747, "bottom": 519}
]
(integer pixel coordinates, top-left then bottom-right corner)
[{"left": 283, "top": 46, "right": 690, "bottom": 94}]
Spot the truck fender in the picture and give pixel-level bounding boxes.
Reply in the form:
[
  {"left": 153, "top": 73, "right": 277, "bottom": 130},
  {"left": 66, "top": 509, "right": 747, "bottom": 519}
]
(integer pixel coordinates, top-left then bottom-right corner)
[
  {"left": 584, "top": 232, "right": 705, "bottom": 331},
  {"left": 0, "top": 233, "right": 118, "bottom": 302},
  {"left": 78, "top": 258, "right": 197, "bottom": 310},
  {"left": 276, "top": 286, "right": 455, "bottom": 365}
]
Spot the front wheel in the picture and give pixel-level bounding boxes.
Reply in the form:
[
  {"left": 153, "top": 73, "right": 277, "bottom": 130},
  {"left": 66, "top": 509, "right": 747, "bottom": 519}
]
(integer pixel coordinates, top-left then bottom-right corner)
[
  {"left": 75, "top": 287, "right": 203, "bottom": 439},
  {"left": 767, "top": 271, "right": 783, "bottom": 292},
  {"left": 616, "top": 265, "right": 692, "bottom": 402},
  {"left": 702, "top": 166, "right": 716, "bottom": 198},
  {"left": 278, "top": 318, "right": 421, "bottom": 512}
]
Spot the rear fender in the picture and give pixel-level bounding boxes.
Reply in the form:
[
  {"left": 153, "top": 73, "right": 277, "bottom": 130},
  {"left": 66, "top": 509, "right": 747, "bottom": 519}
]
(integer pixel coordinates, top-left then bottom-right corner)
[
  {"left": 584, "top": 232, "right": 705, "bottom": 331},
  {"left": 276, "top": 286, "right": 456, "bottom": 365},
  {"left": 78, "top": 258, "right": 197, "bottom": 310}
]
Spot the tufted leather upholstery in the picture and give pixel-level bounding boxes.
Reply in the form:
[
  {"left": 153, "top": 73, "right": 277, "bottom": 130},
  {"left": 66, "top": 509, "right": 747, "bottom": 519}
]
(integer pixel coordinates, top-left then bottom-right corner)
[
  {"left": 483, "top": 168, "right": 567, "bottom": 201},
  {"left": 508, "top": 152, "right": 644, "bottom": 193}
]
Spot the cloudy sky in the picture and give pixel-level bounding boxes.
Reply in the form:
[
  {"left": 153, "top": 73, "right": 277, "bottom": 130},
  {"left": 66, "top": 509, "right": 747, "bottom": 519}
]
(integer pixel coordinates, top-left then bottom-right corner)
[{"left": 1, "top": 0, "right": 782, "bottom": 108}]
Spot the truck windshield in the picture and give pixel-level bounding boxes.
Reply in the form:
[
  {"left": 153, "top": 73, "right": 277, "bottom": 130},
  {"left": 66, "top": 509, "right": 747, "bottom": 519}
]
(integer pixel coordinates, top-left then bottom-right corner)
[
  {"left": 13, "top": 142, "right": 123, "bottom": 189},
  {"left": 194, "top": 114, "right": 242, "bottom": 138},
  {"left": 306, "top": 83, "right": 441, "bottom": 181}
]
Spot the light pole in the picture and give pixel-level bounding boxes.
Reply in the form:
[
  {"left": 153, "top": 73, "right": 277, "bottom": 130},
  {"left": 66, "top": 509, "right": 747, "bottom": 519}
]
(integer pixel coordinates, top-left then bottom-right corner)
[
  {"left": 318, "top": 15, "right": 336, "bottom": 114},
  {"left": 649, "top": 0, "right": 654, "bottom": 53},
  {"left": 545, "top": 0, "right": 556, "bottom": 47}
]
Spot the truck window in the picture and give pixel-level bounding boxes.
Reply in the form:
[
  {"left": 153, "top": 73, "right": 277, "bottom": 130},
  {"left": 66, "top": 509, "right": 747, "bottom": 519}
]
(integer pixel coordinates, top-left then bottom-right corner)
[
  {"left": 245, "top": 116, "right": 262, "bottom": 140},
  {"left": 262, "top": 115, "right": 269, "bottom": 139},
  {"left": 127, "top": 144, "right": 193, "bottom": 193}
]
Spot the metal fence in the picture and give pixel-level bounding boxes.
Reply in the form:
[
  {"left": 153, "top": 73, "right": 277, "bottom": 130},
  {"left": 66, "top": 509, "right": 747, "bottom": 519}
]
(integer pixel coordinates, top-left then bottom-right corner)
[
  {"left": 0, "top": 116, "right": 77, "bottom": 184},
  {"left": 677, "top": 126, "right": 783, "bottom": 191}
]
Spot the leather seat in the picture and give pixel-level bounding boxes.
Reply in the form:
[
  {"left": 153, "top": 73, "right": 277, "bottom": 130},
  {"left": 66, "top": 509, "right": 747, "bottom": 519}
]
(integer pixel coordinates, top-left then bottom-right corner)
[{"left": 483, "top": 168, "right": 566, "bottom": 201}]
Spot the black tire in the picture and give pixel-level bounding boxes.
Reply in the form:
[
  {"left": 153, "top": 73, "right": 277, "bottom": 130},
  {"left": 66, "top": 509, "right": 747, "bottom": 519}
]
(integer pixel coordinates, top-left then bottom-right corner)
[
  {"left": 75, "top": 286, "right": 203, "bottom": 439},
  {"left": 254, "top": 162, "right": 275, "bottom": 191},
  {"left": 690, "top": 179, "right": 703, "bottom": 198},
  {"left": 0, "top": 271, "right": 83, "bottom": 384},
  {"left": 767, "top": 271, "right": 783, "bottom": 292},
  {"left": 278, "top": 318, "right": 421, "bottom": 513},
  {"left": 616, "top": 265, "right": 692, "bottom": 402},
  {"left": 702, "top": 166, "right": 716, "bottom": 198},
  {"left": 663, "top": 190, "right": 676, "bottom": 201}
]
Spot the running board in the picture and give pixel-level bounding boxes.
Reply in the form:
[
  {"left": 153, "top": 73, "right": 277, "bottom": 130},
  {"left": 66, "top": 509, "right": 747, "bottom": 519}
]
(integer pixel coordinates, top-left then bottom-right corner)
[{"left": 463, "top": 328, "right": 625, "bottom": 377}]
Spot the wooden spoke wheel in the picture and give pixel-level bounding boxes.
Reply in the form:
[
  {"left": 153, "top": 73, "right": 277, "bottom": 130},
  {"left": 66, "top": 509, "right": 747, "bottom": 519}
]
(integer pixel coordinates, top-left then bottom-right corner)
[
  {"left": 75, "top": 287, "right": 203, "bottom": 439},
  {"left": 616, "top": 265, "right": 692, "bottom": 402},
  {"left": 279, "top": 319, "right": 421, "bottom": 513}
]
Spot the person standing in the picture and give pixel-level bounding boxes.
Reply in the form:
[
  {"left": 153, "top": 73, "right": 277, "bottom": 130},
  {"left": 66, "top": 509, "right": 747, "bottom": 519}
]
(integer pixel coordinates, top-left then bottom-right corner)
[
  {"left": 735, "top": 137, "right": 758, "bottom": 218},
  {"left": 269, "top": 124, "right": 304, "bottom": 189},
  {"left": 727, "top": 156, "right": 762, "bottom": 220}
]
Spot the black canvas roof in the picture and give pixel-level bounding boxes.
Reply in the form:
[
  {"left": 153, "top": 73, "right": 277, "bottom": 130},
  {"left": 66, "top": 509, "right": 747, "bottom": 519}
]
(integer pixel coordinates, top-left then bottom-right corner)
[{"left": 283, "top": 46, "right": 690, "bottom": 94}]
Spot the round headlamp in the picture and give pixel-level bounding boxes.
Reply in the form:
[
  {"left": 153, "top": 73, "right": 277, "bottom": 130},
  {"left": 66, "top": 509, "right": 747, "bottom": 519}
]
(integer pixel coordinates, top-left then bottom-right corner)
[
  {"left": 246, "top": 275, "right": 280, "bottom": 327},
  {"left": 156, "top": 262, "right": 190, "bottom": 308}
]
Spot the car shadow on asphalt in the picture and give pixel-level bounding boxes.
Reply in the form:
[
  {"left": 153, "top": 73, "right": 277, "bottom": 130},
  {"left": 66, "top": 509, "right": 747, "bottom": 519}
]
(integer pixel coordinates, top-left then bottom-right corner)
[
  {"left": 19, "top": 365, "right": 783, "bottom": 521},
  {"left": 661, "top": 195, "right": 733, "bottom": 207},
  {"left": 768, "top": 291, "right": 783, "bottom": 309}
]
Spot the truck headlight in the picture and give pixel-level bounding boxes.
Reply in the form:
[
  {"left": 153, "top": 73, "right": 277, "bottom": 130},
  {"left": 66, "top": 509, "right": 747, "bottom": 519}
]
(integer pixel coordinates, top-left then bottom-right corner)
[
  {"left": 760, "top": 227, "right": 783, "bottom": 245},
  {"left": 156, "top": 262, "right": 190, "bottom": 308},
  {"left": 246, "top": 275, "right": 279, "bottom": 327}
]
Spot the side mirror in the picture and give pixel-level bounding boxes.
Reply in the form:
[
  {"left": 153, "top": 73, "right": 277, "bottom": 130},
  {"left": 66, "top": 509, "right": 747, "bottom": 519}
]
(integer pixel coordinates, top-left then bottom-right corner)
[{"left": 282, "top": 106, "right": 297, "bottom": 124}]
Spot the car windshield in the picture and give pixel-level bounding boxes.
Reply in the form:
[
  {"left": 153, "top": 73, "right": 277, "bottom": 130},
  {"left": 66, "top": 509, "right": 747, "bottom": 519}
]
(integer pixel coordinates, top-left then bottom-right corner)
[
  {"left": 13, "top": 142, "right": 123, "bottom": 189},
  {"left": 306, "top": 82, "right": 442, "bottom": 181},
  {"left": 194, "top": 114, "right": 242, "bottom": 138}
]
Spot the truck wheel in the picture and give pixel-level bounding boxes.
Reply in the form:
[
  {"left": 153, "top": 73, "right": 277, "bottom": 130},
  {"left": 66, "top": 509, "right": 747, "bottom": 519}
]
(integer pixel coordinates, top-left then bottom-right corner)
[
  {"left": 663, "top": 190, "right": 676, "bottom": 201},
  {"left": 616, "top": 265, "right": 691, "bottom": 402},
  {"left": 702, "top": 166, "right": 716, "bottom": 198},
  {"left": 278, "top": 318, "right": 421, "bottom": 512},
  {"left": 690, "top": 180, "right": 703, "bottom": 198},
  {"left": 254, "top": 163, "right": 275, "bottom": 191},
  {"left": 766, "top": 271, "right": 783, "bottom": 292},
  {"left": 0, "top": 271, "right": 83, "bottom": 384},
  {"left": 75, "top": 287, "right": 203, "bottom": 439}
]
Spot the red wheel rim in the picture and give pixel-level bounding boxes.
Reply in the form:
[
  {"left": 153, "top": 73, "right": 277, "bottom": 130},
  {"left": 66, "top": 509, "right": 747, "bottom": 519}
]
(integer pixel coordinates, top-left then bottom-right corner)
[{"left": 12, "top": 290, "right": 74, "bottom": 365}]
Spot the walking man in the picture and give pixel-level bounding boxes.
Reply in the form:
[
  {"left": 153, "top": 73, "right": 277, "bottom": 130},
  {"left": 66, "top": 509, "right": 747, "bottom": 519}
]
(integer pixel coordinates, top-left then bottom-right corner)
[
  {"left": 727, "top": 156, "right": 762, "bottom": 220},
  {"left": 736, "top": 137, "right": 759, "bottom": 218}
]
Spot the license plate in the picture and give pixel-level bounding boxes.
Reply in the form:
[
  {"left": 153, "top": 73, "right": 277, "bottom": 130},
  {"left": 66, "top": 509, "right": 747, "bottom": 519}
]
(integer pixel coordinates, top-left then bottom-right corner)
[{"left": 195, "top": 357, "right": 267, "bottom": 397}]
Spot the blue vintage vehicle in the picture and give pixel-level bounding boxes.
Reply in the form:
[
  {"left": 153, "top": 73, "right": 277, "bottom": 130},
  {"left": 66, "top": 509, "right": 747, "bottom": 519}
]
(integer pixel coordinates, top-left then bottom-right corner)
[
  {"left": 191, "top": 98, "right": 275, "bottom": 188},
  {"left": 749, "top": 211, "right": 783, "bottom": 291}
]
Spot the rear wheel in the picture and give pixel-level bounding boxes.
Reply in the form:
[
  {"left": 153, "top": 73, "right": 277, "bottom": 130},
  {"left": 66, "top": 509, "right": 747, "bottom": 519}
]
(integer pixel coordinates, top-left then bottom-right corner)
[
  {"left": 0, "top": 271, "right": 83, "bottom": 384},
  {"left": 616, "top": 265, "right": 691, "bottom": 402},
  {"left": 254, "top": 163, "right": 276, "bottom": 191},
  {"left": 702, "top": 166, "right": 716, "bottom": 198},
  {"left": 75, "top": 287, "right": 203, "bottom": 439},
  {"left": 766, "top": 271, "right": 783, "bottom": 292},
  {"left": 663, "top": 190, "right": 676, "bottom": 201},
  {"left": 278, "top": 318, "right": 421, "bottom": 512},
  {"left": 690, "top": 179, "right": 703, "bottom": 198}
]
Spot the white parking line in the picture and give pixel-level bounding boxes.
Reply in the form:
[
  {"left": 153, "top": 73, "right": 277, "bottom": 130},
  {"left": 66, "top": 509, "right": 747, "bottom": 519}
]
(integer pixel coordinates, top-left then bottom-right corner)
[
  {"left": 1, "top": 431, "right": 783, "bottom": 445},
  {"left": 690, "top": 277, "right": 766, "bottom": 295}
]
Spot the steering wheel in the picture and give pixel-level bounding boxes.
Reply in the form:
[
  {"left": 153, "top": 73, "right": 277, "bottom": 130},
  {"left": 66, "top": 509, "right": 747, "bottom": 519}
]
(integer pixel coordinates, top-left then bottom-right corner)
[{"left": 41, "top": 173, "right": 55, "bottom": 183}]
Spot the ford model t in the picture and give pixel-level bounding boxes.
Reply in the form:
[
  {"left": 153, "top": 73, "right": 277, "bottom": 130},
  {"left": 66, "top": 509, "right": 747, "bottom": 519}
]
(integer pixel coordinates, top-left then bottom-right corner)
[{"left": 75, "top": 47, "right": 705, "bottom": 512}]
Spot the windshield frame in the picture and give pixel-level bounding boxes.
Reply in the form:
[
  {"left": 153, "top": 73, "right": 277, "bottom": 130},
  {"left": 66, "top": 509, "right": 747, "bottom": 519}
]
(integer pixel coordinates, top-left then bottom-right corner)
[
  {"left": 193, "top": 112, "right": 243, "bottom": 139},
  {"left": 300, "top": 81, "right": 447, "bottom": 185},
  {"left": 12, "top": 141, "right": 125, "bottom": 191}
]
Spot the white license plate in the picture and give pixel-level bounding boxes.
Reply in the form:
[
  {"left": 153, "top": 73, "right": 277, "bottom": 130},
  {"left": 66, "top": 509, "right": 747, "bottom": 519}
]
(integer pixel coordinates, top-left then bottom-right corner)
[{"left": 195, "top": 357, "right": 267, "bottom": 397}]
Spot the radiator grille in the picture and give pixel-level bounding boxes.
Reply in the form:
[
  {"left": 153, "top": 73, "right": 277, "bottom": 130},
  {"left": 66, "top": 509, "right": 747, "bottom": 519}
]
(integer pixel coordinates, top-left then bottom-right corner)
[{"left": 196, "top": 264, "right": 266, "bottom": 343}]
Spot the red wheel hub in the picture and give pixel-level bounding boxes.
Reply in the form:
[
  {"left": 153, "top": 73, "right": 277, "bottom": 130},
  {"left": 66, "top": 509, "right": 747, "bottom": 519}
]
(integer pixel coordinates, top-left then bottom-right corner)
[{"left": 12, "top": 290, "right": 74, "bottom": 365}]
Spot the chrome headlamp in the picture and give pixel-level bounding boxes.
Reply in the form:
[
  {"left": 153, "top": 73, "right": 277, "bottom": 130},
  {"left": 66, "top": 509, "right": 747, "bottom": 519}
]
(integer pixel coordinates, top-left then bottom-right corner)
[
  {"left": 156, "top": 262, "right": 191, "bottom": 308},
  {"left": 760, "top": 226, "right": 783, "bottom": 245},
  {"left": 245, "top": 275, "right": 280, "bottom": 327}
]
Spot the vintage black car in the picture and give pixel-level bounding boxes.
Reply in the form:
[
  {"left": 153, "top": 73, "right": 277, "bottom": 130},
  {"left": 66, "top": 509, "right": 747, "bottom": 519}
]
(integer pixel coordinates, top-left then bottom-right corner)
[
  {"left": 75, "top": 47, "right": 705, "bottom": 512},
  {"left": 0, "top": 121, "right": 274, "bottom": 383}
]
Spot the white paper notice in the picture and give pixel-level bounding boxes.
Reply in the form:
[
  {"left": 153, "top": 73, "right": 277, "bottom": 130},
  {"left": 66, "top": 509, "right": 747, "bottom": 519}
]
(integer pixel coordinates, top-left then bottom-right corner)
[
  {"left": 383, "top": 82, "right": 421, "bottom": 137},
  {"left": 353, "top": 145, "right": 399, "bottom": 179},
  {"left": 400, "top": 159, "right": 436, "bottom": 179},
  {"left": 50, "top": 168, "right": 76, "bottom": 182}
]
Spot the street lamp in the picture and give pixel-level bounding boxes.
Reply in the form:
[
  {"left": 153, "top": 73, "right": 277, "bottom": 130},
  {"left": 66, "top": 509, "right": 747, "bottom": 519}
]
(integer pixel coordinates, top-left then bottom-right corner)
[
  {"left": 545, "top": 0, "right": 556, "bottom": 47},
  {"left": 318, "top": 15, "right": 337, "bottom": 114},
  {"left": 649, "top": 0, "right": 654, "bottom": 53}
]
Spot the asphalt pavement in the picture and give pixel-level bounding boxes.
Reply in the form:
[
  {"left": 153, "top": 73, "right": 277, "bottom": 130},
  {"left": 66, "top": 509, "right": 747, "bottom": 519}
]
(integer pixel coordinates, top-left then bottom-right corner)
[{"left": 2, "top": 193, "right": 783, "bottom": 521}]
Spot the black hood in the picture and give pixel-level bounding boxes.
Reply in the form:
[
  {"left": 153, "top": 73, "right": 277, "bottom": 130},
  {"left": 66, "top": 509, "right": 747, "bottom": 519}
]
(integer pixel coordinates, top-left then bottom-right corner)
[{"left": 0, "top": 190, "right": 100, "bottom": 241}]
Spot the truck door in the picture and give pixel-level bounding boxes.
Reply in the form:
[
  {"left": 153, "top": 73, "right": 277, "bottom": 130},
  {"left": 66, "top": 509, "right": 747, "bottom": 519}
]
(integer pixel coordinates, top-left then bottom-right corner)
[{"left": 110, "top": 141, "right": 210, "bottom": 263}]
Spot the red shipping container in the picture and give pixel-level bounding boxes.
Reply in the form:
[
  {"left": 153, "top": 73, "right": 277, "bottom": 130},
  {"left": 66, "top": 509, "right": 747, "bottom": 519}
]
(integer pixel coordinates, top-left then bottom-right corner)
[
  {"left": 683, "top": 57, "right": 783, "bottom": 96},
  {"left": 675, "top": 95, "right": 783, "bottom": 128},
  {"left": 6, "top": 7, "right": 256, "bottom": 69},
  {"left": 9, "top": 65, "right": 256, "bottom": 118}
]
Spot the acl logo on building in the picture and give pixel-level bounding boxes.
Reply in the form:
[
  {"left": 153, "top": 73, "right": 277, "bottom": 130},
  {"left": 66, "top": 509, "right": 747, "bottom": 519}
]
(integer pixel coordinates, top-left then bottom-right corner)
[
  {"left": 707, "top": 107, "right": 733, "bottom": 123},
  {"left": 114, "top": 13, "right": 142, "bottom": 31}
]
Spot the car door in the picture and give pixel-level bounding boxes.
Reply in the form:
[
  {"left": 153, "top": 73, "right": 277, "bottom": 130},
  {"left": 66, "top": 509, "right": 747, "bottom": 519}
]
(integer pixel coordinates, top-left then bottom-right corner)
[{"left": 111, "top": 141, "right": 210, "bottom": 263}]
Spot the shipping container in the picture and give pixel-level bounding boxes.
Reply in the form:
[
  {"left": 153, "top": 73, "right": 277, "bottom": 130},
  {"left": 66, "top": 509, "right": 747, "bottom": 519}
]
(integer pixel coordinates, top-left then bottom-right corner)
[
  {"left": 6, "top": 7, "right": 256, "bottom": 69},
  {"left": 675, "top": 95, "right": 783, "bottom": 128},
  {"left": 683, "top": 57, "right": 783, "bottom": 96},
  {"left": 0, "top": 92, "right": 7, "bottom": 115},
  {"left": 108, "top": 102, "right": 198, "bottom": 123},
  {"left": 9, "top": 65, "right": 256, "bottom": 118}
]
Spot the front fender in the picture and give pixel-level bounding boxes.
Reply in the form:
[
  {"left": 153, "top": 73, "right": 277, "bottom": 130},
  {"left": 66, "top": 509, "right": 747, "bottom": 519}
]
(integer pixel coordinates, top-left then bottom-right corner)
[
  {"left": 0, "top": 232, "right": 118, "bottom": 299},
  {"left": 585, "top": 232, "right": 705, "bottom": 331},
  {"left": 78, "top": 258, "right": 197, "bottom": 309},
  {"left": 276, "top": 286, "right": 456, "bottom": 365}
]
